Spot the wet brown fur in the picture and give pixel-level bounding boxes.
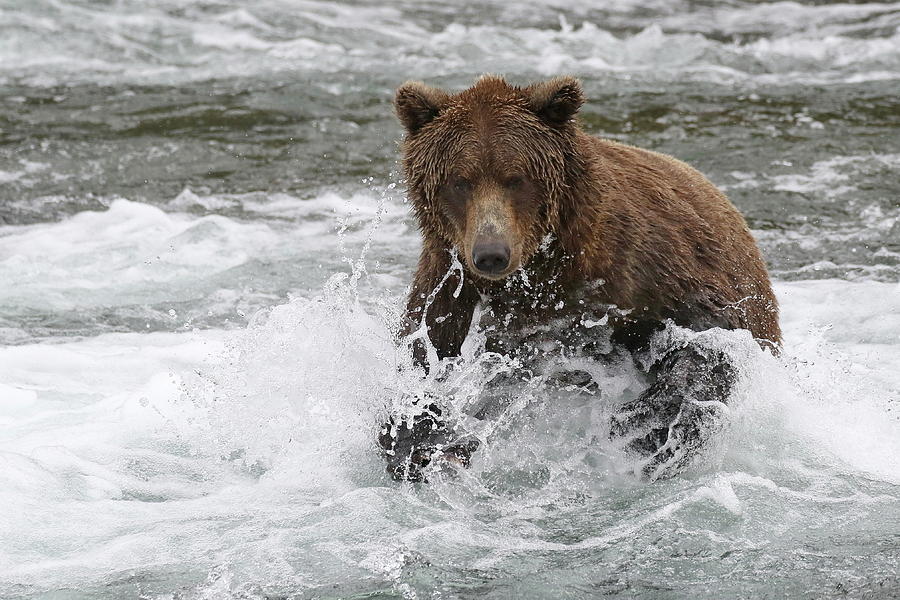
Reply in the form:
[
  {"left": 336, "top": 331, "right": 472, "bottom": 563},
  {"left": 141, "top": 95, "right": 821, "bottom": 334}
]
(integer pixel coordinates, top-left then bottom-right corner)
[{"left": 396, "top": 75, "right": 781, "bottom": 363}]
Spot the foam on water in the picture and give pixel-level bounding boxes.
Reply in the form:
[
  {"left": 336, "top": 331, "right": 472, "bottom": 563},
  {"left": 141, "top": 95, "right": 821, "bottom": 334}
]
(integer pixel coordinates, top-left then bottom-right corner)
[
  {"left": 0, "top": 189, "right": 414, "bottom": 342},
  {"left": 1, "top": 254, "right": 898, "bottom": 596},
  {"left": 2, "top": 0, "right": 900, "bottom": 86},
  {"left": 727, "top": 153, "right": 900, "bottom": 282}
]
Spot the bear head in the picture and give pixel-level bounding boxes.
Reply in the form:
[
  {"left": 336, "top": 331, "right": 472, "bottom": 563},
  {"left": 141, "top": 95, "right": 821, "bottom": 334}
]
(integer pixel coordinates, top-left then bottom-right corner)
[{"left": 395, "top": 75, "right": 585, "bottom": 280}]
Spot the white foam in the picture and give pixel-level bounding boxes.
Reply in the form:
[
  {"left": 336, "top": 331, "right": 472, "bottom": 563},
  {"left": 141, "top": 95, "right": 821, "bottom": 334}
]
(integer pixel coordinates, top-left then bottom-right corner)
[
  {"left": 774, "top": 281, "right": 900, "bottom": 482},
  {"left": 2, "top": 2, "right": 899, "bottom": 86},
  {"left": 0, "top": 199, "right": 268, "bottom": 311},
  {"left": 0, "top": 272, "right": 897, "bottom": 594},
  {"left": 0, "top": 160, "right": 49, "bottom": 185},
  {"left": 0, "top": 191, "right": 413, "bottom": 324},
  {"left": 769, "top": 153, "right": 900, "bottom": 199},
  {"left": 722, "top": 153, "right": 900, "bottom": 281}
]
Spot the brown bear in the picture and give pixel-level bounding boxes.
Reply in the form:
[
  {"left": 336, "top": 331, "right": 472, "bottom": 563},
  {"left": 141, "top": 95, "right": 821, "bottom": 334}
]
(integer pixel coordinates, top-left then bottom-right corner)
[{"left": 379, "top": 75, "right": 780, "bottom": 482}]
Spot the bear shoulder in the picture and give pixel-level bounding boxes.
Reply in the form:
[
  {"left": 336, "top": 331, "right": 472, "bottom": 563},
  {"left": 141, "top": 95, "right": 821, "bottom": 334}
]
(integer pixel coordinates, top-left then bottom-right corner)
[{"left": 563, "top": 134, "right": 779, "bottom": 345}]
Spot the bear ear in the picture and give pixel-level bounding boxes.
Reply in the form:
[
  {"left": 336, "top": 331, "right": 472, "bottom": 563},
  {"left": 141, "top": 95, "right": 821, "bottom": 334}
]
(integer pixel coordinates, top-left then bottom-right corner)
[
  {"left": 526, "top": 76, "right": 584, "bottom": 126},
  {"left": 395, "top": 81, "right": 450, "bottom": 134}
]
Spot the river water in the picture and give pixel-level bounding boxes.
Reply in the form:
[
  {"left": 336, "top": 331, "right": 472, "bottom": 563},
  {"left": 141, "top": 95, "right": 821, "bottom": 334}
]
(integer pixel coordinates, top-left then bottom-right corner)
[{"left": 1, "top": 1, "right": 899, "bottom": 598}]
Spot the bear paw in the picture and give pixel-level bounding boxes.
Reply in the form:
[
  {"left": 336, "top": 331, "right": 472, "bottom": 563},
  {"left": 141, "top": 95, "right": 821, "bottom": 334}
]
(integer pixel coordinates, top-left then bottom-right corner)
[
  {"left": 609, "top": 343, "right": 735, "bottom": 480},
  {"left": 378, "top": 403, "right": 480, "bottom": 482},
  {"left": 610, "top": 396, "right": 727, "bottom": 481}
]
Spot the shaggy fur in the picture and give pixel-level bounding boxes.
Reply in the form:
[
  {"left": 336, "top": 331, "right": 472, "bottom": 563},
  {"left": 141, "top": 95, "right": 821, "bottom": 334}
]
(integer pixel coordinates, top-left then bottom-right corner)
[
  {"left": 398, "top": 75, "right": 779, "bottom": 363},
  {"left": 382, "top": 75, "right": 780, "bottom": 482}
]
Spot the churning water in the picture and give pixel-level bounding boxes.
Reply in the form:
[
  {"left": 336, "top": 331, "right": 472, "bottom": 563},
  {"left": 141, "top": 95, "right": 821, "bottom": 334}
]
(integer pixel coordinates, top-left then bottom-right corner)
[{"left": 1, "top": 1, "right": 899, "bottom": 598}]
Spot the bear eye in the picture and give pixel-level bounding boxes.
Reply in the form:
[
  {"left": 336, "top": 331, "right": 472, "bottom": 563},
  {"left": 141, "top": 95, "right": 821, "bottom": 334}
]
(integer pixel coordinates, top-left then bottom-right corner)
[
  {"left": 504, "top": 176, "right": 525, "bottom": 190},
  {"left": 451, "top": 177, "right": 472, "bottom": 194}
]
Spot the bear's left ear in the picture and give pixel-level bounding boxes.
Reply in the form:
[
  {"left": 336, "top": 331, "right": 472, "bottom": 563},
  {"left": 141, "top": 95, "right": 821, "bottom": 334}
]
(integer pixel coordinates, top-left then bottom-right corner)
[
  {"left": 395, "top": 81, "right": 450, "bottom": 134},
  {"left": 526, "top": 76, "right": 584, "bottom": 126}
]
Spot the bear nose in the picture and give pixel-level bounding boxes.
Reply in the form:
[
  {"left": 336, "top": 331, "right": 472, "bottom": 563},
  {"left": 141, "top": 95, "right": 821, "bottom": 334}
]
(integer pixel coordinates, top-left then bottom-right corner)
[{"left": 472, "top": 240, "right": 511, "bottom": 275}]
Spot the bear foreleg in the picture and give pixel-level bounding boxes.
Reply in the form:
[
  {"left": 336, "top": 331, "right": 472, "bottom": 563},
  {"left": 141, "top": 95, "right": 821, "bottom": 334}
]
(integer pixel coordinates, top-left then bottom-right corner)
[
  {"left": 380, "top": 243, "right": 481, "bottom": 481},
  {"left": 609, "top": 343, "right": 737, "bottom": 480}
]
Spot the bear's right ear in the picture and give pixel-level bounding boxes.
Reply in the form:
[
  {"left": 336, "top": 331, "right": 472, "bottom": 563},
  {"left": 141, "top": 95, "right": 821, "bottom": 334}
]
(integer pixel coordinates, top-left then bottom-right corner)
[
  {"left": 526, "top": 76, "right": 584, "bottom": 127},
  {"left": 395, "top": 81, "right": 450, "bottom": 134}
]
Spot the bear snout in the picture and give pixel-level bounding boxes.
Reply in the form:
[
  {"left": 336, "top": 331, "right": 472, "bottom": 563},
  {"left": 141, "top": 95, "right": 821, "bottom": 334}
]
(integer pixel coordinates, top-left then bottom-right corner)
[{"left": 472, "top": 237, "right": 511, "bottom": 276}]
